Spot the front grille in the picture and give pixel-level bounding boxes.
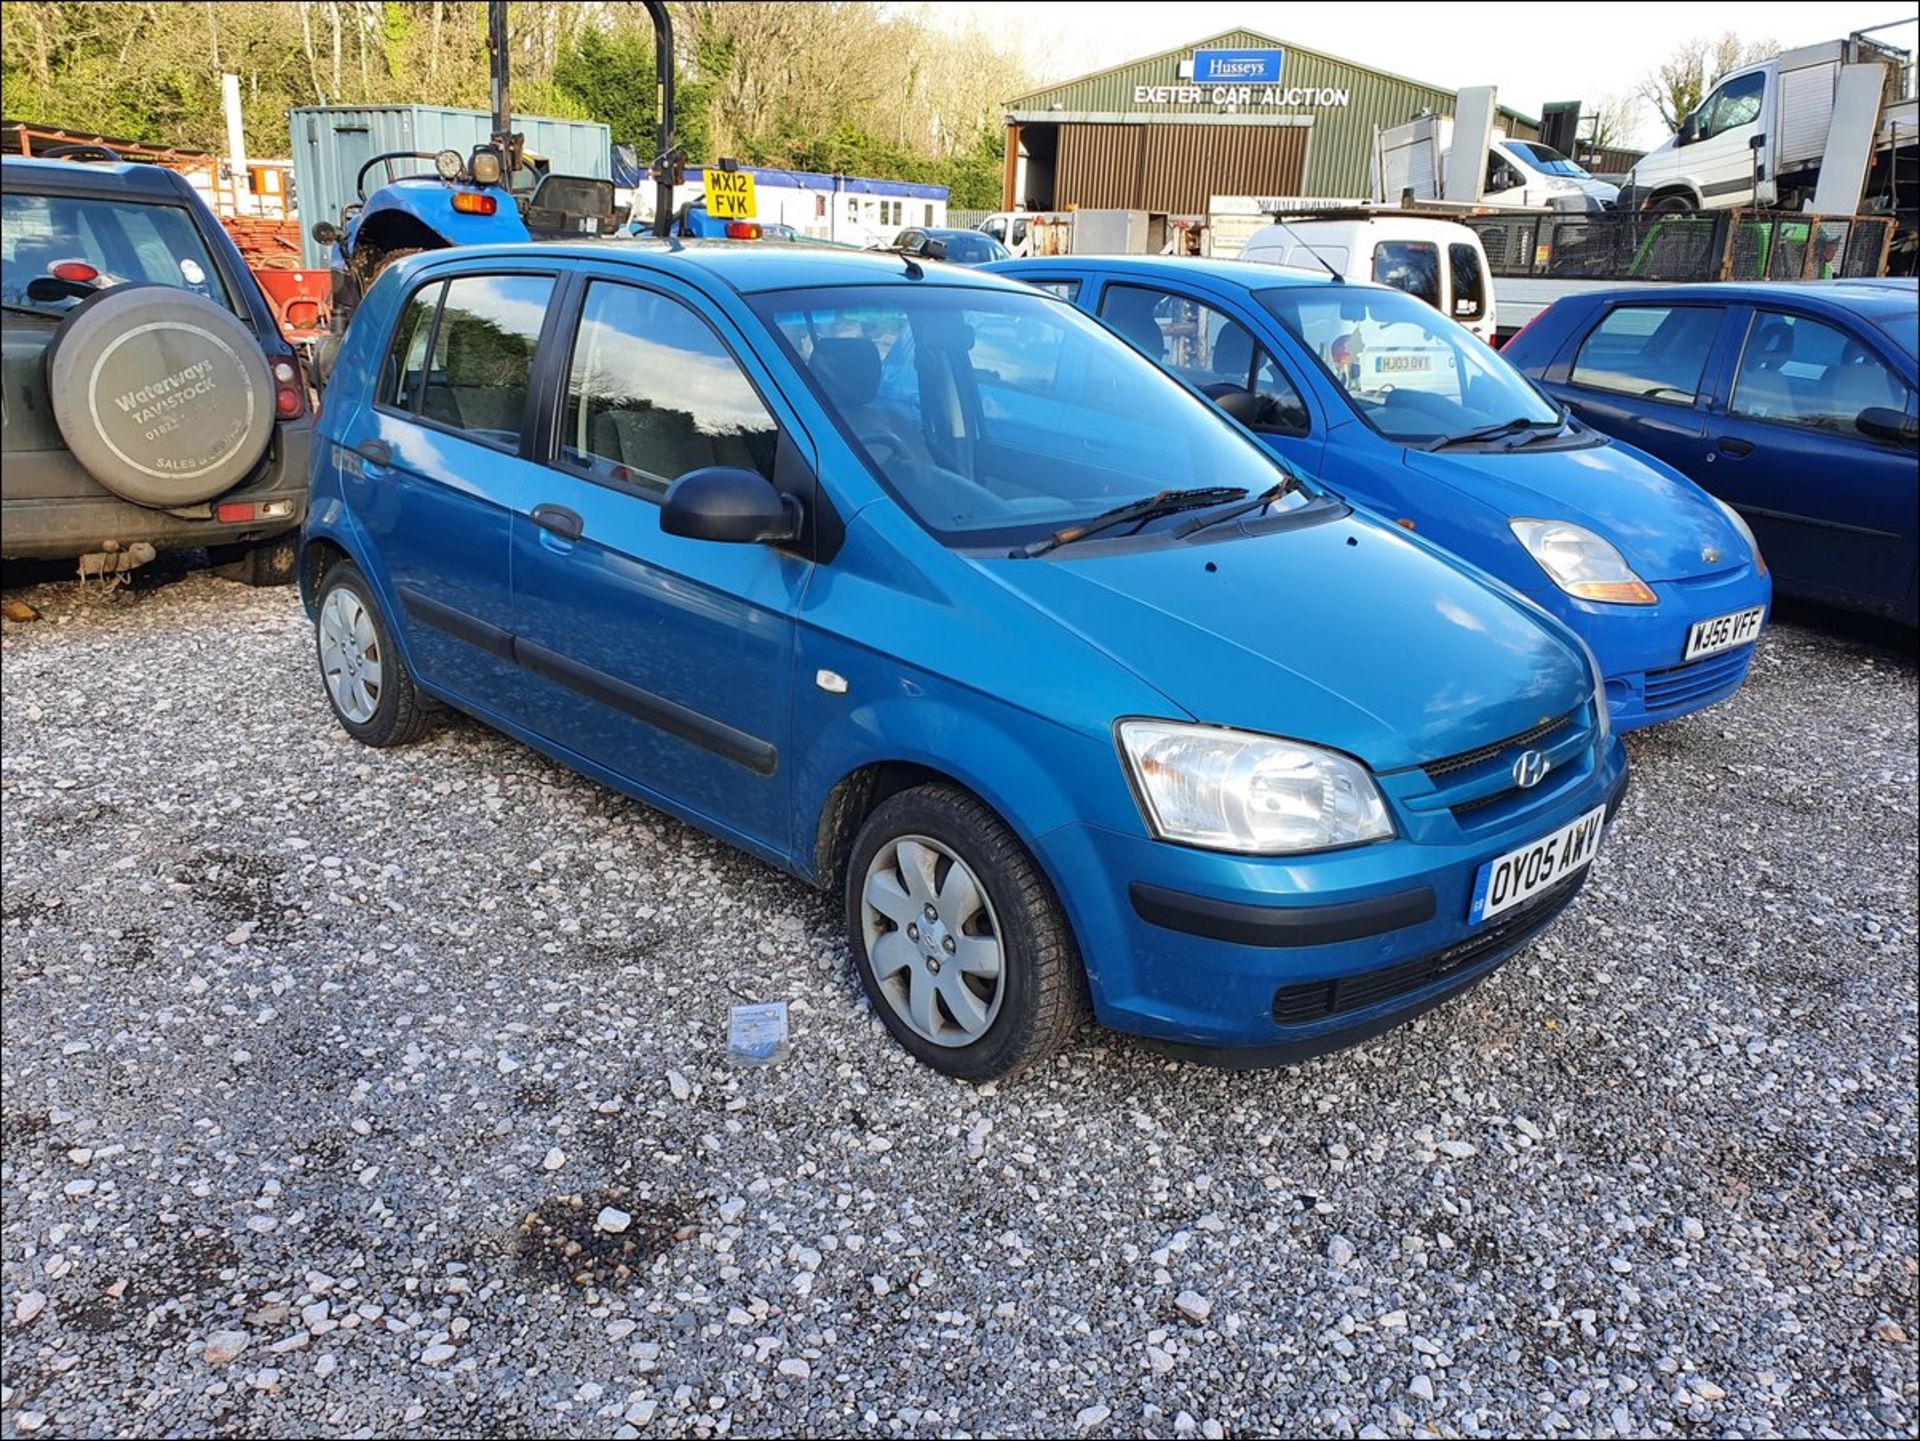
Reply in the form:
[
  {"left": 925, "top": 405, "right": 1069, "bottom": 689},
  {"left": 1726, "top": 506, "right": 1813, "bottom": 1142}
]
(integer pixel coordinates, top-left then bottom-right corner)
[
  {"left": 1643, "top": 647, "right": 1755, "bottom": 714},
  {"left": 1270, "top": 871, "right": 1586, "bottom": 1026},
  {"left": 1424, "top": 712, "right": 1573, "bottom": 782}
]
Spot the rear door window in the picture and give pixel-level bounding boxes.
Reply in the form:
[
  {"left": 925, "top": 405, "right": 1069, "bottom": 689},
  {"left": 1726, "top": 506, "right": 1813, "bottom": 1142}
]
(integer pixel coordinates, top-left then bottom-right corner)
[
  {"left": 1371, "top": 241, "right": 1441, "bottom": 307},
  {"left": 1729, "top": 310, "right": 1911, "bottom": 439},
  {"left": 559, "top": 280, "right": 778, "bottom": 492},
  {"left": 419, "top": 274, "right": 553, "bottom": 449},
  {"left": 1570, "top": 304, "right": 1723, "bottom": 404},
  {"left": 1, "top": 191, "right": 232, "bottom": 313},
  {"left": 1447, "top": 242, "right": 1486, "bottom": 322}
]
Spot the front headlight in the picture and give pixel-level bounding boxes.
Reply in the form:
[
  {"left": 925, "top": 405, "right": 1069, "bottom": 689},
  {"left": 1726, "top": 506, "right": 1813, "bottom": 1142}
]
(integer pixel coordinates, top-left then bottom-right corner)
[
  {"left": 1577, "top": 638, "right": 1612, "bottom": 747},
  {"left": 1510, "top": 518, "right": 1657, "bottom": 605},
  {"left": 1118, "top": 720, "right": 1393, "bottom": 854},
  {"left": 1711, "top": 496, "right": 1767, "bottom": 576}
]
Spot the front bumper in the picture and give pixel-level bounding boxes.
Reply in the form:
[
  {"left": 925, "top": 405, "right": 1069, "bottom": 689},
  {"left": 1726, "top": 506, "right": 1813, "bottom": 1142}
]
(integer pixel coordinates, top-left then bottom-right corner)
[
  {"left": 1540, "top": 566, "right": 1773, "bottom": 732},
  {"left": 1041, "top": 736, "right": 1629, "bottom": 1058}
]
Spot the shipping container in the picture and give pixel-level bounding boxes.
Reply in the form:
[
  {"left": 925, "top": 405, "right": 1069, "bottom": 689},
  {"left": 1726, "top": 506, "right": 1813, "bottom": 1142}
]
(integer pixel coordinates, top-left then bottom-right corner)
[{"left": 289, "top": 105, "right": 611, "bottom": 266}]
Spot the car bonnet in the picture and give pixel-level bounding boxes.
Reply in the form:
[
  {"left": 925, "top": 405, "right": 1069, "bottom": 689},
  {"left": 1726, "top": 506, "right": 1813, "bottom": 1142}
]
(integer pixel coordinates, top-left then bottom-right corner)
[
  {"left": 1398, "top": 438, "right": 1748, "bottom": 582},
  {"left": 971, "top": 511, "right": 1592, "bottom": 774}
]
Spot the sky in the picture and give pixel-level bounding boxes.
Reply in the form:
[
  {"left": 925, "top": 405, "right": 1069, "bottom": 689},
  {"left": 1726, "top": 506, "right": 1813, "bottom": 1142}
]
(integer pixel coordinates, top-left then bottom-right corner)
[{"left": 922, "top": 1, "right": 1916, "bottom": 150}]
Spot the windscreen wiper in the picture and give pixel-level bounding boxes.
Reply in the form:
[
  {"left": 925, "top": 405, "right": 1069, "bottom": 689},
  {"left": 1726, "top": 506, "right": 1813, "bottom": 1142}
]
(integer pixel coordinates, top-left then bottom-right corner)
[
  {"left": 1175, "top": 479, "right": 1298, "bottom": 537},
  {"left": 1423, "top": 416, "right": 1559, "bottom": 452},
  {"left": 1019, "top": 486, "right": 1248, "bottom": 557}
]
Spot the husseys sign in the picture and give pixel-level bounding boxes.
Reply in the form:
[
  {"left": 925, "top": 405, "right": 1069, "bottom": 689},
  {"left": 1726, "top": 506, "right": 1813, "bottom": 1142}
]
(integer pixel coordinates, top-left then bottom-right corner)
[{"left": 1132, "top": 47, "right": 1352, "bottom": 109}]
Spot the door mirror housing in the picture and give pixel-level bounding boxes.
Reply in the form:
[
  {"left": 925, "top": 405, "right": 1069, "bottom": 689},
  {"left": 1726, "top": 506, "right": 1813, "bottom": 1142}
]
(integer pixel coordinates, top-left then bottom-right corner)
[
  {"left": 1678, "top": 112, "right": 1702, "bottom": 145},
  {"left": 1856, "top": 406, "right": 1918, "bottom": 445},
  {"left": 661, "top": 467, "right": 802, "bottom": 544},
  {"left": 311, "top": 219, "right": 341, "bottom": 246}
]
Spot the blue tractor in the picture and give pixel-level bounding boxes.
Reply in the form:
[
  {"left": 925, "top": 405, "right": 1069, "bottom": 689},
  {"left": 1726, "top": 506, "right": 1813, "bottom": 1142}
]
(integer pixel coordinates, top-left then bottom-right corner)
[{"left": 312, "top": 1, "right": 680, "bottom": 357}]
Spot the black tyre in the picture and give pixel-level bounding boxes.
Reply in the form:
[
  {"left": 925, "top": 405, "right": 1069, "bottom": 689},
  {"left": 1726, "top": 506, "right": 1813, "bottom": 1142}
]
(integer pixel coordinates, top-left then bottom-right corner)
[
  {"left": 845, "top": 784, "right": 1088, "bottom": 1080},
  {"left": 313, "top": 559, "right": 431, "bottom": 747},
  {"left": 210, "top": 534, "right": 298, "bottom": 587},
  {"left": 1644, "top": 191, "right": 1694, "bottom": 216}
]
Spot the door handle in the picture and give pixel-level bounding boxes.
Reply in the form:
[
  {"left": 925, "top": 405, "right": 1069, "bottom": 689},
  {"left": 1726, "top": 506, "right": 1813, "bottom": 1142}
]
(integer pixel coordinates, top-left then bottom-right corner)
[
  {"left": 356, "top": 438, "right": 391, "bottom": 466},
  {"left": 531, "top": 503, "right": 584, "bottom": 541},
  {"left": 1716, "top": 436, "right": 1755, "bottom": 458}
]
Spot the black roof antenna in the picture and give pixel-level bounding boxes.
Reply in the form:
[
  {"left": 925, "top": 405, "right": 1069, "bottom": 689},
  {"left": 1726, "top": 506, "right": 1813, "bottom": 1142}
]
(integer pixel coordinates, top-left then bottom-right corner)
[
  {"left": 900, "top": 253, "right": 924, "bottom": 279},
  {"left": 1265, "top": 211, "right": 1344, "bottom": 282}
]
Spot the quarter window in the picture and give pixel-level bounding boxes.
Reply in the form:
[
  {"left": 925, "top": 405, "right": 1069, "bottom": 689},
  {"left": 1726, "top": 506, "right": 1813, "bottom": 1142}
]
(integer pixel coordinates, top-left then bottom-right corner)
[
  {"left": 561, "top": 281, "right": 778, "bottom": 492},
  {"left": 1371, "top": 241, "right": 1441, "bottom": 308},
  {"left": 1729, "top": 311, "right": 1910, "bottom": 439},
  {"left": 419, "top": 274, "right": 552, "bottom": 447},
  {"left": 381, "top": 282, "right": 441, "bottom": 412},
  {"left": 1571, "top": 304, "right": 1722, "bottom": 404}
]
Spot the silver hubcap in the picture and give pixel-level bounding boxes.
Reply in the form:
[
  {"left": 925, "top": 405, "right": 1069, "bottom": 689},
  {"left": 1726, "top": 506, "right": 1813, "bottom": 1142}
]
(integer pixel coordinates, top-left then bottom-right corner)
[
  {"left": 860, "top": 835, "right": 1004, "bottom": 1047},
  {"left": 318, "top": 586, "right": 383, "bottom": 725}
]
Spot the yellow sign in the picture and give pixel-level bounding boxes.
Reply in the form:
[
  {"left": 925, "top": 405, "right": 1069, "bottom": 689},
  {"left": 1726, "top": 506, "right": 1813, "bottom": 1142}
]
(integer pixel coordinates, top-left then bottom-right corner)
[{"left": 703, "top": 168, "right": 757, "bottom": 220}]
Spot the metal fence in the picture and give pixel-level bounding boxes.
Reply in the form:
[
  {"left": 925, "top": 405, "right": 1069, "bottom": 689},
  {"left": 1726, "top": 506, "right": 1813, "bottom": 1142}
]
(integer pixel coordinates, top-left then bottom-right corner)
[
  {"left": 1468, "top": 210, "right": 1897, "bottom": 283},
  {"left": 947, "top": 209, "right": 994, "bottom": 231}
]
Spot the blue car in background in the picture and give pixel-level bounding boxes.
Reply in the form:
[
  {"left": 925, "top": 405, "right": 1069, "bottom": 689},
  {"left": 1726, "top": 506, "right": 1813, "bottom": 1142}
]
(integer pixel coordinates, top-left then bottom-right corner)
[
  {"left": 1501, "top": 281, "right": 1918, "bottom": 626},
  {"left": 301, "top": 242, "right": 1627, "bottom": 1078},
  {"left": 987, "top": 256, "right": 1774, "bottom": 730}
]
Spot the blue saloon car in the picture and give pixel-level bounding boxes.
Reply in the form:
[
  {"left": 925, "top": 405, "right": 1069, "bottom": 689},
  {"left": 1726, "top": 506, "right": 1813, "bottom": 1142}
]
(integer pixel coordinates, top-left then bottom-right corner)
[
  {"left": 302, "top": 241, "right": 1627, "bottom": 1078},
  {"left": 1500, "top": 281, "right": 1918, "bottom": 626},
  {"left": 987, "top": 255, "right": 1774, "bottom": 730}
]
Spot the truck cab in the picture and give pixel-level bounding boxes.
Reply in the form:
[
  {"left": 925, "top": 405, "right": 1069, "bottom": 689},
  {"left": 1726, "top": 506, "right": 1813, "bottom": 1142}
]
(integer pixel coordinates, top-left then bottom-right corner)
[
  {"left": 1237, "top": 214, "right": 1499, "bottom": 345},
  {"left": 1624, "top": 33, "right": 1919, "bottom": 215},
  {"left": 1482, "top": 138, "right": 1620, "bottom": 211}
]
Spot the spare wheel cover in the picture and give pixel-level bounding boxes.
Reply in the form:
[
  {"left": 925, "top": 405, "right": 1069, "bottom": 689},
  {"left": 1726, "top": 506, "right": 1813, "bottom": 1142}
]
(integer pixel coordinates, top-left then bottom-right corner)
[{"left": 47, "top": 283, "right": 275, "bottom": 508}]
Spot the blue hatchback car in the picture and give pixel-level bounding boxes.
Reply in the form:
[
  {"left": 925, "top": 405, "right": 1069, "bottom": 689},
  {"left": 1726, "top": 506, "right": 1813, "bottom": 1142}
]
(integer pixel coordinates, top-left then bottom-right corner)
[
  {"left": 1501, "top": 280, "right": 1918, "bottom": 626},
  {"left": 302, "top": 242, "right": 1628, "bottom": 1078},
  {"left": 988, "top": 256, "right": 1774, "bottom": 730}
]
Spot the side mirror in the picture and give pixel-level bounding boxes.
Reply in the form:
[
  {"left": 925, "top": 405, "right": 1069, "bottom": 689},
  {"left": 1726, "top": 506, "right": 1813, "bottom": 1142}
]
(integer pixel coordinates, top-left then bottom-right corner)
[
  {"left": 311, "top": 219, "right": 341, "bottom": 246},
  {"left": 1857, "top": 406, "right": 1918, "bottom": 445},
  {"left": 661, "top": 467, "right": 801, "bottom": 544},
  {"left": 1678, "top": 113, "right": 1701, "bottom": 145},
  {"left": 921, "top": 238, "right": 948, "bottom": 262}
]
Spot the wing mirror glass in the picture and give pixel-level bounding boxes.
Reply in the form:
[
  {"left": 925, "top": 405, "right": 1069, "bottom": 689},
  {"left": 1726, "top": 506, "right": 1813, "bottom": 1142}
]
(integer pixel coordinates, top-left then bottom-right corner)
[
  {"left": 310, "top": 219, "right": 341, "bottom": 246},
  {"left": 660, "top": 467, "right": 801, "bottom": 544}
]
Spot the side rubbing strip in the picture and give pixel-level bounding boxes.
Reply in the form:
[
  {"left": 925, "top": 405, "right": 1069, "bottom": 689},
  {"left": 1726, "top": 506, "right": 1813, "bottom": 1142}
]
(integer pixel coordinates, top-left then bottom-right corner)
[
  {"left": 513, "top": 637, "right": 779, "bottom": 777},
  {"left": 398, "top": 585, "right": 514, "bottom": 661},
  {"left": 392, "top": 588, "right": 778, "bottom": 776}
]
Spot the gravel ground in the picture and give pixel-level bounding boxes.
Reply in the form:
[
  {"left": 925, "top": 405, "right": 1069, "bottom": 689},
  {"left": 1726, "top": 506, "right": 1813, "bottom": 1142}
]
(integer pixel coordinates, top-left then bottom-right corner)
[{"left": 2, "top": 563, "right": 1915, "bottom": 1440}]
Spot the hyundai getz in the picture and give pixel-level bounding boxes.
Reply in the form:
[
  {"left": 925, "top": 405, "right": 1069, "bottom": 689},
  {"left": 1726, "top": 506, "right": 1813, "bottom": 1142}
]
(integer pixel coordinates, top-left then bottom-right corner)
[{"left": 302, "top": 243, "right": 1629, "bottom": 1079}]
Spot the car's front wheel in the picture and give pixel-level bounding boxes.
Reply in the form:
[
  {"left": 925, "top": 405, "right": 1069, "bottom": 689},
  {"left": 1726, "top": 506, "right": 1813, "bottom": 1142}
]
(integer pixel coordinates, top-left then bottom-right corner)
[
  {"left": 845, "top": 784, "right": 1088, "bottom": 1080},
  {"left": 313, "top": 559, "right": 431, "bottom": 747}
]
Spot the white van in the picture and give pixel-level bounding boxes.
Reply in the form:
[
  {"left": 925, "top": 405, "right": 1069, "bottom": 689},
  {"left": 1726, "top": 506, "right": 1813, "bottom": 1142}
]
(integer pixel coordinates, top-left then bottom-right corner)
[{"left": 1236, "top": 215, "right": 1499, "bottom": 345}]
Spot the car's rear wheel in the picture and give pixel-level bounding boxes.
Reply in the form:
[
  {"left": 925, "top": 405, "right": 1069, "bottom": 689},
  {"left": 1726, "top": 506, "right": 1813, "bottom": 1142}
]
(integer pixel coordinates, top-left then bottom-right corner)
[
  {"left": 845, "top": 784, "right": 1088, "bottom": 1080},
  {"left": 313, "top": 559, "right": 430, "bottom": 747}
]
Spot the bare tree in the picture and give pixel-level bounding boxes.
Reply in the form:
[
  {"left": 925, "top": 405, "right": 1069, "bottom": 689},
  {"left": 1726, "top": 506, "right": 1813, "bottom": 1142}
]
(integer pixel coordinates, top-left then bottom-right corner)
[
  {"left": 1588, "top": 92, "right": 1641, "bottom": 153},
  {"left": 1638, "top": 32, "right": 1780, "bottom": 133}
]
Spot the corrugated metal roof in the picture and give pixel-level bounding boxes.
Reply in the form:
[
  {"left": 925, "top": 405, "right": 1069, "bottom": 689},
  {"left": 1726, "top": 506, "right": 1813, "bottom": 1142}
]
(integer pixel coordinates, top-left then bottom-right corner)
[{"left": 1006, "top": 29, "right": 1541, "bottom": 197}]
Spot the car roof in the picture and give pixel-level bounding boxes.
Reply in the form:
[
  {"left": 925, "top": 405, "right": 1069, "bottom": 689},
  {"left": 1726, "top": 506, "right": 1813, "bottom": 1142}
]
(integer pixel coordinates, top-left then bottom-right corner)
[
  {"left": 1573, "top": 279, "right": 1919, "bottom": 324},
  {"left": 0, "top": 154, "right": 193, "bottom": 200},
  {"left": 413, "top": 238, "right": 1033, "bottom": 295},
  {"left": 991, "top": 253, "right": 1337, "bottom": 292}
]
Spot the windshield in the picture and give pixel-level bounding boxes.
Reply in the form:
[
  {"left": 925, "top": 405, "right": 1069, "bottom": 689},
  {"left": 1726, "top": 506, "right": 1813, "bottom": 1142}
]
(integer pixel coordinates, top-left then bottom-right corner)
[
  {"left": 1260, "top": 283, "right": 1559, "bottom": 445},
  {"left": 754, "top": 285, "right": 1323, "bottom": 547},
  {"left": 1509, "top": 142, "right": 1592, "bottom": 179},
  {"left": 1, "top": 191, "right": 234, "bottom": 314}
]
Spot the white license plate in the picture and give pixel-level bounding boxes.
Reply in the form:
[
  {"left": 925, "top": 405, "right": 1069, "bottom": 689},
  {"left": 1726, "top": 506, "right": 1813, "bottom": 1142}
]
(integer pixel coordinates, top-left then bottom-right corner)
[
  {"left": 1468, "top": 804, "right": 1608, "bottom": 925},
  {"left": 1683, "top": 605, "right": 1764, "bottom": 662}
]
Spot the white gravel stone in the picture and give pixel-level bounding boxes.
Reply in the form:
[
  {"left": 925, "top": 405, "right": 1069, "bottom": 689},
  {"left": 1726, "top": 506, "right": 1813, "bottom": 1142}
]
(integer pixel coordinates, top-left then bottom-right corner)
[
  {"left": 420, "top": 1342, "right": 458, "bottom": 1367},
  {"left": 202, "top": 1331, "right": 251, "bottom": 1366},
  {"left": 1174, "top": 1290, "right": 1212, "bottom": 1324},
  {"left": 776, "top": 1357, "right": 810, "bottom": 1380},
  {"left": 1077, "top": 1402, "right": 1111, "bottom": 1429},
  {"left": 596, "top": 1206, "right": 633, "bottom": 1234},
  {"left": 13, "top": 1293, "right": 47, "bottom": 1326}
]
